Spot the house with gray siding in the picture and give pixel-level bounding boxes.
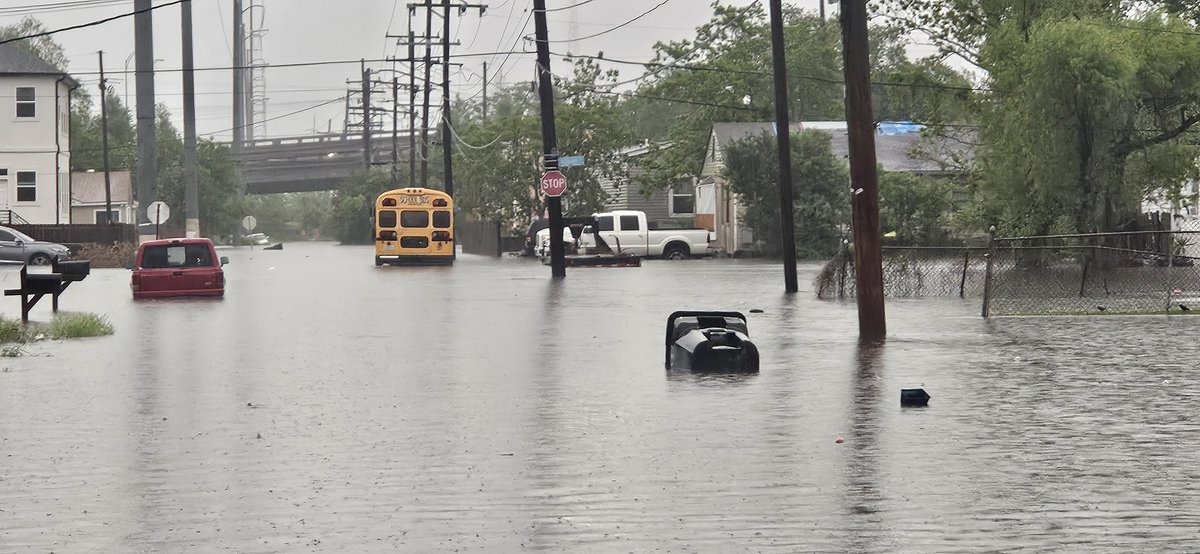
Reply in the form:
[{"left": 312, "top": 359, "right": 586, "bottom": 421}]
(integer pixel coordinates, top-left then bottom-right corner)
[
  {"left": 600, "top": 143, "right": 696, "bottom": 226},
  {"left": 701, "top": 121, "right": 968, "bottom": 256}
]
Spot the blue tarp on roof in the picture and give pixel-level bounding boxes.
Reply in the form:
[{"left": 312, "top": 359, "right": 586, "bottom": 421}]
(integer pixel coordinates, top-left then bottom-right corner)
[{"left": 877, "top": 121, "right": 926, "bottom": 135}]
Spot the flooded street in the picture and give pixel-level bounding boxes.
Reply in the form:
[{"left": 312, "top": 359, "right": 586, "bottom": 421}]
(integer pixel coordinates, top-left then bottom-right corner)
[{"left": 3, "top": 242, "right": 1200, "bottom": 551}]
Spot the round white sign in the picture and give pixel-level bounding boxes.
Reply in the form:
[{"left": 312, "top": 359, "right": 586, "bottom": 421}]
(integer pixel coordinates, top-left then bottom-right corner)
[
  {"left": 242, "top": 215, "right": 257, "bottom": 231},
  {"left": 147, "top": 201, "right": 170, "bottom": 224}
]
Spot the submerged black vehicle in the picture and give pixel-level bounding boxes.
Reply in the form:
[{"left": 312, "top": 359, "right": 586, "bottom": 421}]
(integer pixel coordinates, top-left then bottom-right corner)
[{"left": 664, "top": 311, "right": 759, "bottom": 373}]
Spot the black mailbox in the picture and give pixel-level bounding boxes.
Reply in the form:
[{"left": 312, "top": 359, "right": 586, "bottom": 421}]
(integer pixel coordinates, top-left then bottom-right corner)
[
  {"left": 52, "top": 259, "right": 90, "bottom": 282},
  {"left": 24, "top": 273, "right": 63, "bottom": 295}
]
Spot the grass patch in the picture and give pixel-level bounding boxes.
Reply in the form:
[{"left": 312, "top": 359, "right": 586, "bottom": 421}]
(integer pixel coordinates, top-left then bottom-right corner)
[
  {"left": 0, "top": 313, "right": 114, "bottom": 357},
  {"left": 44, "top": 313, "right": 114, "bottom": 339},
  {"left": 0, "top": 317, "right": 24, "bottom": 343}
]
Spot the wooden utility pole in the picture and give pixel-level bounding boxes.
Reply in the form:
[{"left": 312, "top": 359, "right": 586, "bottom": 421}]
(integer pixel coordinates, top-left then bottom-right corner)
[
  {"left": 408, "top": 29, "right": 417, "bottom": 186},
  {"left": 533, "top": 0, "right": 566, "bottom": 278},
  {"left": 97, "top": 51, "right": 113, "bottom": 224},
  {"left": 840, "top": 0, "right": 886, "bottom": 339},
  {"left": 768, "top": 0, "right": 798, "bottom": 293},
  {"left": 182, "top": 0, "right": 200, "bottom": 237},
  {"left": 441, "top": 0, "right": 453, "bottom": 196},
  {"left": 419, "top": 6, "right": 433, "bottom": 185},
  {"left": 481, "top": 61, "right": 488, "bottom": 120},
  {"left": 392, "top": 76, "right": 400, "bottom": 183},
  {"left": 362, "top": 61, "right": 372, "bottom": 171}
]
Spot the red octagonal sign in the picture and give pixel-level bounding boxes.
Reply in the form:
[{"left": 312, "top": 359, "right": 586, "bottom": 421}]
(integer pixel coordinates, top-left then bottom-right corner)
[{"left": 540, "top": 169, "right": 567, "bottom": 198}]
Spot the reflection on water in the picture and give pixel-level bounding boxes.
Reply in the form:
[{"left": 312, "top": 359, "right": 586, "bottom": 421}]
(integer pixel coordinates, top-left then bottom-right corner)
[{"left": 2, "top": 243, "right": 1200, "bottom": 551}]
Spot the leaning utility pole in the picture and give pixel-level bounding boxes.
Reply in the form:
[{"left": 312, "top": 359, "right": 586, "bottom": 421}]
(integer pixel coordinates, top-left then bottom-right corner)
[
  {"left": 97, "top": 51, "right": 113, "bottom": 224},
  {"left": 134, "top": 0, "right": 157, "bottom": 241},
  {"left": 768, "top": 0, "right": 798, "bottom": 293},
  {"left": 840, "top": 0, "right": 886, "bottom": 339},
  {"left": 533, "top": 0, "right": 566, "bottom": 278},
  {"left": 182, "top": 0, "right": 200, "bottom": 237}
]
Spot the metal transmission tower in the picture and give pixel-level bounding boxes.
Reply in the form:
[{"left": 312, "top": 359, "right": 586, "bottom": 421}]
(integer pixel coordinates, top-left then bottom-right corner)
[{"left": 244, "top": 0, "right": 268, "bottom": 141}]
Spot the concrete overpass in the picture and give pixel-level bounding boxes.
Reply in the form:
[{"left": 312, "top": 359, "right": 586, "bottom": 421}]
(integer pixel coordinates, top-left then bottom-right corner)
[{"left": 234, "top": 132, "right": 416, "bottom": 194}]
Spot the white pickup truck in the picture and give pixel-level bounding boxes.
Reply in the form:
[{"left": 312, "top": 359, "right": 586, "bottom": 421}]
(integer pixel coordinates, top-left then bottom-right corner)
[{"left": 578, "top": 210, "right": 713, "bottom": 259}]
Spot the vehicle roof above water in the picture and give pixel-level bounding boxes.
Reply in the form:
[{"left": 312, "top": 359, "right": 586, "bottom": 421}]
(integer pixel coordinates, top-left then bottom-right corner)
[{"left": 138, "top": 238, "right": 216, "bottom": 249}]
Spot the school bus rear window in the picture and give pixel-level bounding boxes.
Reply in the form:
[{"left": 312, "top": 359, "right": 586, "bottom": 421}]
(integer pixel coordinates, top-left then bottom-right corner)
[
  {"left": 378, "top": 210, "right": 396, "bottom": 228},
  {"left": 433, "top": 210, "right": 451, "bottom": 229},
  {"left": 401, "top": 210, "right": 429, "bottom": 228}
]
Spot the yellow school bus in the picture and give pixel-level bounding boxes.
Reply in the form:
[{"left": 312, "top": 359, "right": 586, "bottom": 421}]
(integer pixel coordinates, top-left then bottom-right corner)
[{"left": 374, "top": 187, "right": 455, "bottom": 266}]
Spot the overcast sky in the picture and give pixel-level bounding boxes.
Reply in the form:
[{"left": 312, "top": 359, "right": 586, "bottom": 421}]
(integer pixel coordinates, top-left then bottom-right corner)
[{"left": 2, "top": 0, "right": 864, "bottom": 140}]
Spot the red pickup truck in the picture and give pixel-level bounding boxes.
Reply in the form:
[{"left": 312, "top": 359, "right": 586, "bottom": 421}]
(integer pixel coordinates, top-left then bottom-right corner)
[{"left": 130, "top": 238, "right": 228, "bottom": 299}]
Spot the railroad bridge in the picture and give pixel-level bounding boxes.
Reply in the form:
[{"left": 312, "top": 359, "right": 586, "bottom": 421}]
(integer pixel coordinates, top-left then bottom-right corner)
[{"left": 234, "top": 132, "right": 415, "bottom": 194}]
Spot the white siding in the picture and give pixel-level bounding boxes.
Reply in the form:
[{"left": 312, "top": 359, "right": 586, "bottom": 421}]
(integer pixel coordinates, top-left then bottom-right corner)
[{"left": 0, "top": 76, "right": 71, "bottom": 223}]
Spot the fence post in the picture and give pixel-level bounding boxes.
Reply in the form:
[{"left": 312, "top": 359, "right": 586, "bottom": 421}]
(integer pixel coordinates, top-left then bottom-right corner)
[
  {"left": 1166, "top": 218, "right": 1175, "bottom": 312},
  {"left": 959, "top": 250, "right": 970, "bottom": 299},
  {"left": 838, "top": 239, "right": 850, "bottom": 299},
  {"left": 982, "top": 226, "right": 996, "bottom": 318}
]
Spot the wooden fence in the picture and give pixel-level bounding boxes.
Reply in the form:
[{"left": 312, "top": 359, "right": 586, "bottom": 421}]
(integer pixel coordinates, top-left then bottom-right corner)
[{"left": 12, "top": 224, "right": 137, "bottom": 245}]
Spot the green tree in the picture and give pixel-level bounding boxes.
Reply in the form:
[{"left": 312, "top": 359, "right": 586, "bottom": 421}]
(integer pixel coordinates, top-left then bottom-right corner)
[
  {"left": 330, "top": 169, "right": 393, "bottom": 244},
  {"left": 71, "top": 87, "right": 136, "bottom": 172},
  {"left": 0, "top": 16, "right": 68, "bottom": 69},
  {"left": 974, "top": 15, "right": 1200, "bottom": 234},
  {"left": 722, "top": 129, "right": 849, "bottom": 258},
  {"left": 879, "top": 172, "right": 956, "bottom": 245},
  {"left": 451, "top": 57, "right": 635, "bottom": 231},
  {"left": 242, "top": 192, "right": 333, "bottom": 240},
  {"left": 636, "top": 3, "right": 969, "bottom": 191}
]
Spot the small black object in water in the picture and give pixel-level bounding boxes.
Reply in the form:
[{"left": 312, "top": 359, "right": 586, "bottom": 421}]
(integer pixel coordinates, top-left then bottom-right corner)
[
  {"left": 665, "top": 311, "right": 759, "bottom": 373},
  {"left": 900, "top": 388, "right": 930, "bottom": 407},
  {"left": 264, "top": 243, "right": 283, "bottom": 250}
]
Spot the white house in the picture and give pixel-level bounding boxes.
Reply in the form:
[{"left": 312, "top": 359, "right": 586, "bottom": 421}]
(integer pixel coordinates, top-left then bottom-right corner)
[
  {"left": 71, "top": 170, "right": 135, "bottom": 224},
  {"left": 0, "top": 44, "right": 75, "bottom": 225}
]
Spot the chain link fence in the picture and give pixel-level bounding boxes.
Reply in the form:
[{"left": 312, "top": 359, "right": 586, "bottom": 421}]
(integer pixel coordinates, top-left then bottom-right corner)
[
  {"left": 815, "top": 223, "right": 1200, "bottom": 316},
  {"left": 816, "top": 245, "right": 989, "bottom": 300},
  {"left": 983, "top": 230, "right": 1200, "bottom": 316}
]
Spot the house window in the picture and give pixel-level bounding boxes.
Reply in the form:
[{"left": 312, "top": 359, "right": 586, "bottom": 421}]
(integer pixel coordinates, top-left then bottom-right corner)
[
  {"left": 15, "top": 87, "right": 35, "bottom": 118},
  {"left": 670, "top": 181, "right": 695, "bottom": 216},
  {"left": 95, "top": 209, "right": 120, "bottom": 224},
  {"left": 16, "top": 171, "right": 35, "bottom": 202}
]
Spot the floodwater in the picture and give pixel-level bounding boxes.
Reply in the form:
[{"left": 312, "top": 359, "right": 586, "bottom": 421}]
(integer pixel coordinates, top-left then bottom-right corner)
[{"left": 3, "top": 242, "right": 1200, "bottom": 552}]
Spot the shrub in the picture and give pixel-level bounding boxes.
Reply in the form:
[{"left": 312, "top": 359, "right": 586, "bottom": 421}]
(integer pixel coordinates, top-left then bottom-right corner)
[
  {"left": 46, "top": 313, "right": 114, "bottom": 339},
  {"left": 71, "top": 242, "right": 135, "bottom": 268}
]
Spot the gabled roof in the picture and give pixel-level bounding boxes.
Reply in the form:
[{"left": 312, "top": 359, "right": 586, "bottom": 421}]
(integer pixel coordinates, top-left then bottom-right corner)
[
  {"left": 0, "top": 43, "right": 76, "bottom": 85},
  {"left": 71, "top": 170, "right": 133, "bottom": 204},
  {"left": 708, "top": 121, "right": 972, "bottom": 174}
]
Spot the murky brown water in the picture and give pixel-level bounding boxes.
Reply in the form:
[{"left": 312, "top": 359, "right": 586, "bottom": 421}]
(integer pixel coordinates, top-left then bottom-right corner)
[{"left": 3, "top": 242, "right": 1200, "bottom": 551}]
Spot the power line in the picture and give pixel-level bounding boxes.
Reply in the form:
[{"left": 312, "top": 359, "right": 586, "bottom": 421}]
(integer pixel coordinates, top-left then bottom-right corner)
[
  {"left": 525, "top": 0, "right": 672, "bottom": 43},
  {"left": 205, "top": 97, "right": 345, "bottom": 136},
  {"left": 0, "top": 0, "right": 188, "bottom": 47},
  {"left": 536, "top": 0, "right": 597, "bottom": 12}
]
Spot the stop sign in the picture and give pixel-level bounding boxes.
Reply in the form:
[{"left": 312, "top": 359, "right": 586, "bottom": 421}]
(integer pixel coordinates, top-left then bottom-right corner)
[{"left": 540, "top": 170, "right": 567, "bottom": 197}]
